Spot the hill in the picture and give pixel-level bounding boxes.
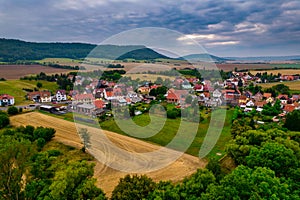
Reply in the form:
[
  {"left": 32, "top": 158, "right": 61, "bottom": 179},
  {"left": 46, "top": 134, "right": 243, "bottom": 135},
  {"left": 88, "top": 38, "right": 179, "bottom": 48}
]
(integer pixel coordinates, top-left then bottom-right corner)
[
  {"left": 0, "top": 38, "right": 169, "bottom": 61},
  {"left": 225, "top": 55, "right": 300, "bottom": 62},
  {"left": 178, "top": 53, "right": 230, "bottom": 63}
]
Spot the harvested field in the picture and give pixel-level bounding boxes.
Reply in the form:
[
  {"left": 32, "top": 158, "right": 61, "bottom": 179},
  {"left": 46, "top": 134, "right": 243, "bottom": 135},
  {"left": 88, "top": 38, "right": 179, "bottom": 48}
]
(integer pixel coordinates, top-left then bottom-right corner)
[
  {"left": 259, "top": 80, "right": 300, "bottom": 91},
  {"left": 250, "top": 69, "right": 300, "bottom": 75},
  {"left": 10, "top": 112, "right": 206, "bottom": 197},
  {"left": 0, "top": 65, "right": 71, "bottom": 79}
]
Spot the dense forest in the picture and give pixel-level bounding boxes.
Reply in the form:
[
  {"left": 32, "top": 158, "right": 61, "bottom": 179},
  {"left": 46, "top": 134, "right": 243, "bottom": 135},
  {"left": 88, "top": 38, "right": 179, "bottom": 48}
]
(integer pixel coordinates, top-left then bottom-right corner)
[{"left": 0, "top": 38, "right": 168, "bottom": 62}]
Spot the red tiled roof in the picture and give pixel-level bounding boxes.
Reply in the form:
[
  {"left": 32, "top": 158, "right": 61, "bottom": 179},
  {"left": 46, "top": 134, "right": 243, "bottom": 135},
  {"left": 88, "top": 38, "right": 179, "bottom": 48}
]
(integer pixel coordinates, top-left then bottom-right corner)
[
  {"left": 94, "top": 99, "right": 105, "bottom": 109},
  {"left": 283, "top": 104, "right": 295, "bottom": 113},
  {"left": 0, "top": 94, "right": 14, "bottom": 100},
  {"left": 263, "top": 93, "right": 272, "bottom": 98},
  {"left": 74, "top": 93, "right": 95, "bottom": 100}
]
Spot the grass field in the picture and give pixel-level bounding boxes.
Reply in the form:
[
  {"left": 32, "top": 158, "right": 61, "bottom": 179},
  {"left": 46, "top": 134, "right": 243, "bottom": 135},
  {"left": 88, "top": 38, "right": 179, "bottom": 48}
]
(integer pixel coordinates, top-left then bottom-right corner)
[
  {"left": 36, "top": 58, "right": 82, "bottom": 65},
  {"left": 100, "top": 108, "right": 234, "bottom": 159},
  {"left": 0, "top": 80, "right": 59, "bottom": 105},
  {"left": 258, "top": 80, "right": 300, "bottom": 92}
]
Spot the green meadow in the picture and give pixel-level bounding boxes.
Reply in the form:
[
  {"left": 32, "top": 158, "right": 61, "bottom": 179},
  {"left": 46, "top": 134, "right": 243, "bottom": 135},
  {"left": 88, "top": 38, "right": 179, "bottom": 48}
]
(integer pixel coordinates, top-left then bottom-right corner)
[
  {"left": 0, "top": 80, "right": 59, "bottom": 105},
  {"left": 100, "top": 108, "right": 234, "bottom": 159}
]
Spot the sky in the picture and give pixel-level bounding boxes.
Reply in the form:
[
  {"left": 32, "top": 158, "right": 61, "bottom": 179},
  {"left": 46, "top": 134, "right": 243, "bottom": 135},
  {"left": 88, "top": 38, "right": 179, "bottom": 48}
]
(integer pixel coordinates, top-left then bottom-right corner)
[{"left": 0, "top": 0, "right": 300, "bottom": 57}]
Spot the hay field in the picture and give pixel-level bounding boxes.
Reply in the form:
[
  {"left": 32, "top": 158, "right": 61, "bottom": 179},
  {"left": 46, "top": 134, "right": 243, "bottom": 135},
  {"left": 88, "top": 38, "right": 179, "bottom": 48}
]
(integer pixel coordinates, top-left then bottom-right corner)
[{"left": 10, "top": 112, "right": 206, "bottom": 196}]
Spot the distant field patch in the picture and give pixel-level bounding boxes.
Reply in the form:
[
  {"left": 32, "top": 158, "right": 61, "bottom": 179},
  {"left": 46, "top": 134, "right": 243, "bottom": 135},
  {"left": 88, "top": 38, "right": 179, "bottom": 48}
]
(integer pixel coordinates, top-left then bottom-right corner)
[
  {"left": 216, "top": 63, "right": 300, "bottom": 71},
  {"left": 0, "top": 65, "right": 71, "bottom": 79},
  {"left": 259, "top": 80, "right": 300, "bottom": 91},
  {"left": 250, "top": 69, "right": 300, "bottom": 75}
]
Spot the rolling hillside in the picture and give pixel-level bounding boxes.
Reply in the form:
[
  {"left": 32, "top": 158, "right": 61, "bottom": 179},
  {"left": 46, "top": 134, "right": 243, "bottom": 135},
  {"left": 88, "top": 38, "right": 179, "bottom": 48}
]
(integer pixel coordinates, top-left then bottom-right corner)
[{"left": 0, "top": 38, "right": 169, "bottom": 61}]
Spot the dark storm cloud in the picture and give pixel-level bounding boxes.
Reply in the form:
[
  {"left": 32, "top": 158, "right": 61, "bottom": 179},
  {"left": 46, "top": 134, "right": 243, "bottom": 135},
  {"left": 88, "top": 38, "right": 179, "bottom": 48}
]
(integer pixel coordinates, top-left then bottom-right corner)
[{"left": 0, "top": 0, "right": 299, "bottom": 56}]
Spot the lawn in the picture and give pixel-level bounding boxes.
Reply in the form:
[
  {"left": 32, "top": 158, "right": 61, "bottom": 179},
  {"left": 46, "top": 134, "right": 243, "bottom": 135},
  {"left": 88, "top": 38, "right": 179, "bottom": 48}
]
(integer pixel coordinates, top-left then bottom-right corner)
[
  {"left": 100, "top": 108, "right": 234, "bottom": 159},
  {"left": 0, "top": 80, "right": 59, "bottom": 105}
]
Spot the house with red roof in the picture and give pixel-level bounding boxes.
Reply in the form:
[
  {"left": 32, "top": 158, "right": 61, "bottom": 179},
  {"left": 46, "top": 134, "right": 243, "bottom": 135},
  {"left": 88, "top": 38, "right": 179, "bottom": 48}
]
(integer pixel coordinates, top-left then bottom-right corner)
[
  {"left": 166, "top": 88, "right": 189, "bottom": 104},
  {"left": 27, "top": 91, "right": 51, "bottom": 103},
  {"left": 73, "top": 93, "right": 95, "bottom": 104},
  {"left": 283, "top": 104, "right": 296, "bottom": 113},
  {"left": 0, "top": 94, "right": 15, "bottom": 106}
]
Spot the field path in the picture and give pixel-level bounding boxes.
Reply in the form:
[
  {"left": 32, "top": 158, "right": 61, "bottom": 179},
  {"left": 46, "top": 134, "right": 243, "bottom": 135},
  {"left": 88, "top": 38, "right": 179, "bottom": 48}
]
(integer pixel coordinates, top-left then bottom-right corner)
[{"left": 10, "top": 112, "right": 206, "bottom": 196}]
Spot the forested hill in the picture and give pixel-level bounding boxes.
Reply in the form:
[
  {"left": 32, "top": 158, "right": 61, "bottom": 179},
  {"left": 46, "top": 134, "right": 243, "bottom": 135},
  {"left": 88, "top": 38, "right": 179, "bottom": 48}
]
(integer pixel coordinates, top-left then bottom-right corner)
[{"left": 0, "top": 38, "right": 169, "bottom": 61}]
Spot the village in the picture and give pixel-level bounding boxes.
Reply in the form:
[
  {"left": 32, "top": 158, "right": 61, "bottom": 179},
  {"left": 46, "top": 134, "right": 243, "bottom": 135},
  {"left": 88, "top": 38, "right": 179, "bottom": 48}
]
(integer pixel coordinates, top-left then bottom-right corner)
[{"left": 1, "top": 69, "right": 299, "bottom": 125}]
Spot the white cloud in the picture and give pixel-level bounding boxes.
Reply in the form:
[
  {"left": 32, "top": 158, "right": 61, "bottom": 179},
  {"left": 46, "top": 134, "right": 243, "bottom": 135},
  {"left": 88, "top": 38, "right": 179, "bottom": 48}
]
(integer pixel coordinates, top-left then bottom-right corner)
[
  {"left": 234, "top": 22, "right": 267, "bottom": 34},
  {"left": 205, "top": 41, "right": 239, "bottom": 46},
  {"left": 177, "top": 34, "right": 232, "bottom": 41}
]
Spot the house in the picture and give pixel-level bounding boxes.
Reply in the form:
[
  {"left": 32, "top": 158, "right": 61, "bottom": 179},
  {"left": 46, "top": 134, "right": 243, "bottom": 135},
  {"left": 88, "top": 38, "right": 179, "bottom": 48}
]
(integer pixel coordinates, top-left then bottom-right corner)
[
  {"left": 212, "top": 89, "right": 222, "bottom": 99},
  {"left": 238, "top": 95, "right": 247, "bottom": 105},
  {"left": 73, "top": 94, "right": 95, "bottom": 104},
  {"left": 94, "top": 99, "right": 106, "bottom": 109},
  {"left": 266, "top": 96, "right": 274, "bottom": 103},
  {"left": 76, "top": 103, "right": 95, "bottom": 115},
  {"left": 277, "top": 94, "right": 289, "bottom": 104},
  {"left": 246, "top": 100, "right": 255, "bottom": 107},
  {"left": 138, "top": 86, "right": 150, "bottom": 94},
  {"left": 253, "top": 92, "right": 263, "bottom": 102},
  {"left": 283, "top": 104, "right": 296, "bottom": 113},
  {"left": 0, "top": 94, "right": 15, "bottom": 106},
  {"left": 55, "top": 90, "right": 67, "bottom": 102},
  {"left": 255, "top": 101, "right": 267, "bottom": 108},
  {"left": 281, "top": 75, "right": 294, "bottom": 81},
  {"left": 28, "top": 91, "right": 51, "bottom": 103},
  {"left": 182, "top": 80, "right": 193, "bottom": 89},
  {"left": 292, "top": 95, "right": 300, "bottom": 102},
  {"left": 263, "top": 93, "right": 272, "bottom": 99},
  {"left": 244, "top": 91, "right": 253, "bottom": 99},
  {"left": 94, "top": 88, "right": 107, "bottom": 99},
  {"left": 166, "top": 88, "right": 189, "bottom": 104},
  {"left": 194, "top": 84, "right": 204, "bottom": 92}
]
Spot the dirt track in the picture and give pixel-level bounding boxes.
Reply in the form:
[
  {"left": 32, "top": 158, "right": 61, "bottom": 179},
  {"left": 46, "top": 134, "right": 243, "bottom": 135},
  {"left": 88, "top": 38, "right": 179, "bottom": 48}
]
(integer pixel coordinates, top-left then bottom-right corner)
[{"left": 10, "top": 112, "right": 206, "bottom": 196}]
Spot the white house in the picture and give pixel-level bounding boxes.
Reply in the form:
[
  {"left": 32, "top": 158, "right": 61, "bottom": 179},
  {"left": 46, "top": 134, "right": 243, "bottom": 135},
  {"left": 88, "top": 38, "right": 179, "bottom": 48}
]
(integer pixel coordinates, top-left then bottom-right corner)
[
  {"left": 0, "top": 94, "right": 15, "bottom": 106},
  {"left": 246, "top": 100, "right": 255, "bottom": 107},
  {"left": 55, "top": 90, "right": 67, "bottom": 102}
]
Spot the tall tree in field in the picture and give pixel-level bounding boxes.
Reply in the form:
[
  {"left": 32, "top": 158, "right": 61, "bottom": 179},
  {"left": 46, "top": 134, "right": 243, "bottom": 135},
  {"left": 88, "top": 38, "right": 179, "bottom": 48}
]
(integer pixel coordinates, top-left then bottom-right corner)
[{"left": 0, "top": 136, "right": 33, "bottom": 200}]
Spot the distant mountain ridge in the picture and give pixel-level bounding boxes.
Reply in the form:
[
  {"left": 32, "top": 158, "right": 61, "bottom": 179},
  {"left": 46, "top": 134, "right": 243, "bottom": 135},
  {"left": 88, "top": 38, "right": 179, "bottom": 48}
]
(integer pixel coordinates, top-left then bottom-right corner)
[
  {"left": 177, "top": 54, "right": 230, "bottom": 63},
  {"left": 225, "top": 55, "right": 300, "bottom": 62},
  {"left": 0, "top": 38, "right": 169, "bottom": 62},
  {"left": 1, "top": 38, "right": 299, "bottom": 63}
]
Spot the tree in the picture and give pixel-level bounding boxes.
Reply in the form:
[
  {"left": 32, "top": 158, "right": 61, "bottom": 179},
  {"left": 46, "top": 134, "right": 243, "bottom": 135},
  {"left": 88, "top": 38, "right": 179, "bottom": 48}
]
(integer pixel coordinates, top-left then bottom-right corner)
[
  {"left": 179, "top": 169, "right": 216, "bottom": 199},
  {"left": 284, "top": 110, "right": 300, "bottom": 131},
  {"left": 0, "top": 112, "right": 9, "bottom": 129},
  {"left": 36, "top": 82, "right": 43, "bottom": 88},
  {"left": 206, "top": 158, "right": 222, "bottom": 181},
  {"left": 79, "top": 128, "right": 91, "bottom": 152},
  {"left": 148, "top": 181, "right": 180, "bottom": 200},
  {"left": 33, "top": 127, "right": 56, "bottom": 142},
  {"left": 46, "top": 161, "right": 106, "bottom": 200},
  {"left": 202, "top": 166, "right": 290, "bottom": 200},
  {"left": 7, "top": 106, "right": 19, "bottom": 115},
  {"left": 0, "top": 136, "right": 33, "bottom": 200},
  {"left": 246, "top": 142, "right": 299, "bottom": 177},
  {"left": 111, "top": 175, "right": 156, "bottom": 200}
]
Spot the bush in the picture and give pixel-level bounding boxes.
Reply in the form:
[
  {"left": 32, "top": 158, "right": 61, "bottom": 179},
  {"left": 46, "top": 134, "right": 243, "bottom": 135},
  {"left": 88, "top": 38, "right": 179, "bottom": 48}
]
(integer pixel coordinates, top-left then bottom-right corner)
[
  {"left": 7, "top": 106, "right": 19, "bottom": 115},
  {"left": 0, "top": 112, "right": 10, "bottom": 128}
]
